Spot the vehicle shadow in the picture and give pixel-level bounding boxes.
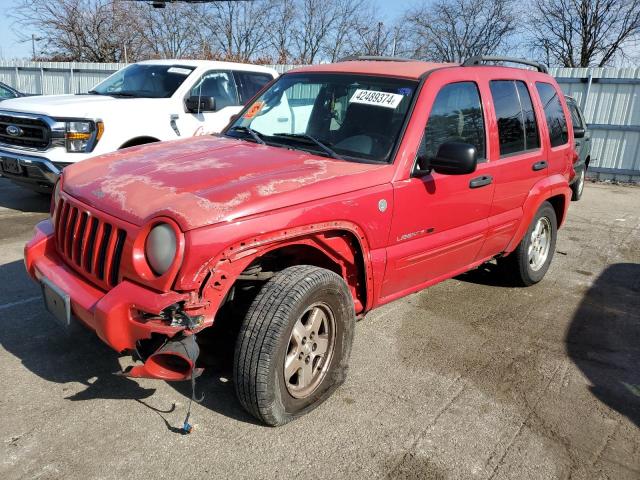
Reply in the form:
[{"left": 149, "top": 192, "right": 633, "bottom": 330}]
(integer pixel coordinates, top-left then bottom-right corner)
[
  {"left": 0, "top": 259, "right": 259, "bottom": 430},
  {"left": 455, "top": 260, "right": 519, "bottom": 288},
  {"left": 565, "top": 263, "right": 640, "bottom": 427},
  {"left": 0, "top": 177, "right": 50, "bottom": 213}
]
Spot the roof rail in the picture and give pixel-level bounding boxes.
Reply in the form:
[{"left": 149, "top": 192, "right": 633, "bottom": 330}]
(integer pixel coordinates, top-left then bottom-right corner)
[
  {"left": 462, "top": 56, "right": 548, "bottom": 74},
  {"left": 337, "top": 55, "right": 415, "bottom": 63}
]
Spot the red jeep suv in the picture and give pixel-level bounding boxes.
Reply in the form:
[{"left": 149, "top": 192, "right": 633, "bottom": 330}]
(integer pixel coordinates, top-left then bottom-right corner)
[{"left": 25, "top": 56, "right": 575, "bottom": 426}]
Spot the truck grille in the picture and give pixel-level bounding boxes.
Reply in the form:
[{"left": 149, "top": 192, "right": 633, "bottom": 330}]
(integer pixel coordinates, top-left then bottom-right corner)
[
  {"left": 0, "top": 114, "right": 50, "bottom": 149},
  {"left": 54, "top": 197, "right": 127, "bottom": 289}
]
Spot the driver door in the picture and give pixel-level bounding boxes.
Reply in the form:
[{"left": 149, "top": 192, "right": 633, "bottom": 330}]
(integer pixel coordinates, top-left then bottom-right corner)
[
  {"left": 381, "top": 80, "right": 494, "bottom": 300},
  {"left": 181, "top": 70, "right": 242, "bottom": 136}
]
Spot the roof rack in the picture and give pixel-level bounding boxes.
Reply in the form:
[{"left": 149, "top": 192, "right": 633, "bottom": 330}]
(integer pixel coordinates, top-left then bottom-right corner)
[
  {"left": 462, "top": 56, "right": 548, "bottom": 74},
  {"left": 337, "top": 55, "right": 415, "bottom": 63}
]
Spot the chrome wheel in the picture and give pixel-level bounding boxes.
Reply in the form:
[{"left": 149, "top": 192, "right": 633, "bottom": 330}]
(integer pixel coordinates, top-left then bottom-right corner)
[
  {"left": 577, "top": 168, "right": 585, "bottom": 196},
  {"left": 284, "top": 302, "right": 335, "bottom": 399},
  {"left": 528, "top": 217, "right": 552, "bottom": 271}
]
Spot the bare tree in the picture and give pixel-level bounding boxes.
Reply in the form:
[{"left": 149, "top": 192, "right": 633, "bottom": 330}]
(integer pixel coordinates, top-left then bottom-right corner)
[
  {"left": 12, "top": 0, "right": 143, "bottom": 62},
  {"left": 266, "top": 0, "right": 296, "bottom": 63},
  {"left": 291, "top": 0, "right": 344, "bottom": 63},
  {"left": 403, "top": 0, "right": 516, "bottom": 62},
  {"left": 199, "top": 0, "right": 272, "bottom": 62},
  {"left": 529, "top": 0, "right": 640, "bottom": 67},
  {"left": 135, "top": 2, "right": 200, "bottom": 59}
]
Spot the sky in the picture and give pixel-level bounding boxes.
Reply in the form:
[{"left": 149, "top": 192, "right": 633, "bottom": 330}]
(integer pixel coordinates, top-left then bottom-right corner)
[
  {"left": 0, "top": 0, "right": 404, "bottom": 61},
  {"left": 0, "top": 0, "right": 31, "bottom": 59}
]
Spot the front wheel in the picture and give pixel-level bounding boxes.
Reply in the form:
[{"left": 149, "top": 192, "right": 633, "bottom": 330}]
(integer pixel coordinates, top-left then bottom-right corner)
[
  {"left": 234, "top": 265, "right": 355, "bottom": 426},
  {"left": 501, "top": 201, "right": 557, "bottom": 286}
]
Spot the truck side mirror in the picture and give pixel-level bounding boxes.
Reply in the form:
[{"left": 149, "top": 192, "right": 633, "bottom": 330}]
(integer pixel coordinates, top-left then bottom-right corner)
[
  {"left": 573, "top": 126, "right": 585, "bottom": 139},
  {"left": 416, "top": 142, "right": 478, "bottom": 175},
  {"left": 186, "top": 96, "right": 216, "bottom": 113}
]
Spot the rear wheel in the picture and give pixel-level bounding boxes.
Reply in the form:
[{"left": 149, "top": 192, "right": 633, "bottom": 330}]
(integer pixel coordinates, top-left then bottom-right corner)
[
  {"left": 501, "top": 201, "right": 557, "bottom": 286},
  {"left": 233, "top": 265, "right": 355, "bottom": 426}
]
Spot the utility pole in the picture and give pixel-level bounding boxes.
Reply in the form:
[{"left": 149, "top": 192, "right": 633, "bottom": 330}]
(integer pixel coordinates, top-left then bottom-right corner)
[
  {"left": 31, "top": 34, "right": 38, "bottom": 61},
  {"left": 376, "top": 22, "right": 383, "bottom": 55}
]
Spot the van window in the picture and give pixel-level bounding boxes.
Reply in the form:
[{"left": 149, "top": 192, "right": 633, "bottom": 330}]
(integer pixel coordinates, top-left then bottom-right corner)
[
  {"left": 419, "top": 82, "right": 486, "bottom": 163},
  {"left": 190, "top": 71, "right": 239, "bottom": 109},
  {"left": 490, "top": 80, "right": 540, "bottom": 156},
  {"left": 234, "top": 71, "right": 274, "bottom": 103},
  {"left": 536, "top": 82, "right": 569, "bottom": 147}
]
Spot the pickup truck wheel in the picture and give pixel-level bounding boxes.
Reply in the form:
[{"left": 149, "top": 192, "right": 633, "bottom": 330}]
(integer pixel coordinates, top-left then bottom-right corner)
[
  {"left": 233, "top": 265, "right": 355, "bottom": 426},
  {"left": 503, "top": 201, "right": 557, "bottom": 286},
  {"left": 571, "top": 167, "right": 586, "bottom": 201}
]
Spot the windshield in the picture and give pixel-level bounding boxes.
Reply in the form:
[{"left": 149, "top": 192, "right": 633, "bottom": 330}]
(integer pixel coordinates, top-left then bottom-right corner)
[
  {"left": 90, "top": 64, "right": 195, "bottom": 98},
  {"left": 225, "top": 73, "right": 418, "bottom": 163}
]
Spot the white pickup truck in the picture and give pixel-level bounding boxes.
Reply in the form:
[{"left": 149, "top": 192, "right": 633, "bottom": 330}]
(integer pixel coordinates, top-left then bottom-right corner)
[{"left": 0, "top": 60, "right": 278, "bottom": 192}]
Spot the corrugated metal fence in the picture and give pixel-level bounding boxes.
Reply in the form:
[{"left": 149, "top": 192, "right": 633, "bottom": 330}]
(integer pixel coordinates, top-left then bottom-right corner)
[{"left": 1, "top": 61, "right": 638, "bottom": 179}]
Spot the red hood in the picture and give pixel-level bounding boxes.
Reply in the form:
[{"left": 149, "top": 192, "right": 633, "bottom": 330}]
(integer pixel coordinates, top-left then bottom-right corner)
[{"left": 63, "top": 136, "right": 392, "bottom": 230}]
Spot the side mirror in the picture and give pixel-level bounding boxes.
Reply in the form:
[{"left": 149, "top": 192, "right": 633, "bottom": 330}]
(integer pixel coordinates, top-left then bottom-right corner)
[
  {"left": 417, "top": 142, "right": 478, "bottom": 175},
  {"left": 573, "top": 126, "right": 585, "bottom": 139},
  {"left": 185, "top": 96, "right": 216, "bottom": 113}
]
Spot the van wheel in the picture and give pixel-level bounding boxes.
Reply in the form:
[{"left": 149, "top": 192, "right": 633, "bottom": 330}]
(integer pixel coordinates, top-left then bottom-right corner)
[
  {"left": 502, "top": 201, "right": 557, "bottom": 286},
  {"left": 571, "top": 167, "right": 586, "bottom": 201},
  {"left": 234, "top": 265, "right": 355, "bottom": 426}
]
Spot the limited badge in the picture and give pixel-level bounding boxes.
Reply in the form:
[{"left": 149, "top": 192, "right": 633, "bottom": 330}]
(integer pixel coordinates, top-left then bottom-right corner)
[{"left": 378, "top": 199, "right": 388, "bottom": 212}]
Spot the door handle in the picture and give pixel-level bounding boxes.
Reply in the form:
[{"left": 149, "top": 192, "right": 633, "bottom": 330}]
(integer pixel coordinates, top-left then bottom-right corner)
[
  {"left": 532, "top": 161, "right": 548, "bottom": 171},
  {"left": 469, "top": 175, "right": 493, "bottom": 188}
]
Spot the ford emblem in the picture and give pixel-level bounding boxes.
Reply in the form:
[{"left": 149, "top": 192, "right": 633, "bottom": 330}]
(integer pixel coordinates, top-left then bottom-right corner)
[{"left": 6, "top": 125, "right": 23, "bottom": 137}]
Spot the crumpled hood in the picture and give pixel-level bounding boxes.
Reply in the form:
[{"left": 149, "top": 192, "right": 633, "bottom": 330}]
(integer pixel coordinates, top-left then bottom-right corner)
[
  {"left": 63, "top": 135, "right": 392, "bottom": 230},
  {"left": 0, "top": 94, "right": 169, "bottom": 118}
]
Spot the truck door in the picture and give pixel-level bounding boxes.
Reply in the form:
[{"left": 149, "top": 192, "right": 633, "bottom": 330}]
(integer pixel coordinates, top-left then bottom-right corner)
[{"left": 182, "top": 70, "right": 243, "bottom": 136}]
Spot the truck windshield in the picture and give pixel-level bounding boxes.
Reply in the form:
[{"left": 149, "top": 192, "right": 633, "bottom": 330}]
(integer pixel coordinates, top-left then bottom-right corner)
[
  {"left": 225, "top": 73, "right": 418, "bottom": 163},
  {"left": 89, "top": 64, "right": 195, "bottom": 98}
]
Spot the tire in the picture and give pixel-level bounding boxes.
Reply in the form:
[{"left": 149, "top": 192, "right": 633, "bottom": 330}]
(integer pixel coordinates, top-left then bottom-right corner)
[
  {"left": 571, "top": 166, "right": 586, "bottom": 201},
  {"left": 234, "top": 265, "right": 355, "bottom": 426},
  {"left": 501, "top": 201, "right": 557, "bottom": 286}
]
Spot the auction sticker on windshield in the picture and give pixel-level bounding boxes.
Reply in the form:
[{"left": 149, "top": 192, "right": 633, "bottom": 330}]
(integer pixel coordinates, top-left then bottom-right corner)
[
  {"left": 244, "top": 101, "right": 265, "bottom": 119},
  {"left": 349, "top": 89, "right": 404, "bottom": 109},
  {"left": 167, "top": 67, "right": 192, "bottom": 75}
]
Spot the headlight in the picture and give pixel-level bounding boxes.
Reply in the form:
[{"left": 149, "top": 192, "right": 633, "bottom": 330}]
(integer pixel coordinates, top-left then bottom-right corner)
[
  {"left": 65, "top": 120, "right": 104, "bottom": 153},
  {"left": 145, "top": 223, "right": 177, "bottom": 275}
]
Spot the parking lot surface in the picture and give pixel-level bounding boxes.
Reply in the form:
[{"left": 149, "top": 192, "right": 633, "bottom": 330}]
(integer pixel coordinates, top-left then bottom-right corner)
[{"left": 0, "top": 177, "right": 638, "bottom": 479}]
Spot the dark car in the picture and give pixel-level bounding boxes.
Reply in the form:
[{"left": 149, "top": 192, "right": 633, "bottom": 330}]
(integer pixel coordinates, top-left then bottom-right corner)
[
  {"left": 565, "top": 95, "right": 591, "bottom": 200},
  {"left": 0, "top": 82, "right": 24, "bottom": 101}
]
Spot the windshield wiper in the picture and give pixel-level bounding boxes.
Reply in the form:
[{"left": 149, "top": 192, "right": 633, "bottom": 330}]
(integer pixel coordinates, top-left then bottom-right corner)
[
  {"left": 228, "top": 126, "right": 266, "bottom": 145},
  {"left": 273, "top": 133, "right": 343, "bottom": 160}
]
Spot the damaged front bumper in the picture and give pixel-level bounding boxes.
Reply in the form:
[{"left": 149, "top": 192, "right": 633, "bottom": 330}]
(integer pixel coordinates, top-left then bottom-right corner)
[{"left": 25, "top": 219, "right": 200, "bottom": 379}]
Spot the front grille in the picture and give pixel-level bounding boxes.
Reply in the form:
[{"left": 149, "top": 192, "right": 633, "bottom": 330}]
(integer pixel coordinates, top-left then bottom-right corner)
[
  {"left": 0, "top": 114, "right": 50, "bottom": 149},
  {"left": 54, "top": 197, "right": 127, "bottom": 289}
]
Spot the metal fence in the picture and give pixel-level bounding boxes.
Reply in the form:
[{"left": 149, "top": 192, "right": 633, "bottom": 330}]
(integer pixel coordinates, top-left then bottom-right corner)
[{"left": 1, "top": 61, "right": 638, "bottom": 180}]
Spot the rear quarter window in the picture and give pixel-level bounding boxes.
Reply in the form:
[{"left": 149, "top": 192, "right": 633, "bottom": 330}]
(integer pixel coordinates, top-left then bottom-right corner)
[{"left": 536, "top": 82, "right": 569, "bottom": 147}]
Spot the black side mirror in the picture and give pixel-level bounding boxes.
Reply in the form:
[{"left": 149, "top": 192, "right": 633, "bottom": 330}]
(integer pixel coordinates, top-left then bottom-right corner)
[
  {"left": 573, "top": 126, "right": 585, "bottom": 139},
  {"left": 417, "top": 142, "right": 477, "bottom": 175},
  {"left": 186, "top": 96, "right": 216, "bottom": 113}
]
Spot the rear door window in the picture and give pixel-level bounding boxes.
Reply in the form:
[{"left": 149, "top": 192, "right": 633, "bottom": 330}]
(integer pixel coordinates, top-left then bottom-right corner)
[
  {"left": 234, "top": 71, "right": 274, "bottom": 103},
  {"left": 536, "top": 82, "right": 569, "bottom": 147},
  {"left": 490, "top": 80, "right": 540, "bottom": 156},
  {"left": 419, "top": 81, "right": 486, "bottom": 163}
]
